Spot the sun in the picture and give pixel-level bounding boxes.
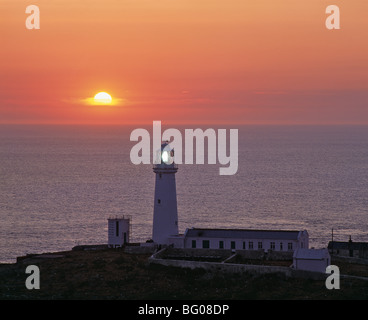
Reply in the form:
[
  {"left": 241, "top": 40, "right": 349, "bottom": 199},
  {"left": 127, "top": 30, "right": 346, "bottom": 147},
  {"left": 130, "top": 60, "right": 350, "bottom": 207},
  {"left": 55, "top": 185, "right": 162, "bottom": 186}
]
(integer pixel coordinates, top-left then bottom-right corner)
[{"left": 93, "top": 92, "right": 113, "bottom": 104}]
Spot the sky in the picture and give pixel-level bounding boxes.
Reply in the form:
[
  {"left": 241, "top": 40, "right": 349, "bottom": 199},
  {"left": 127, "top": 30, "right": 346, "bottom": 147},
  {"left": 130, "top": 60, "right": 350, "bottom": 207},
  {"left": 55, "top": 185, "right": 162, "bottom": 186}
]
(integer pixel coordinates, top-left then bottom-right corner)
[{"left": 0, "top": 0, "right": 367, "bottom": 125}]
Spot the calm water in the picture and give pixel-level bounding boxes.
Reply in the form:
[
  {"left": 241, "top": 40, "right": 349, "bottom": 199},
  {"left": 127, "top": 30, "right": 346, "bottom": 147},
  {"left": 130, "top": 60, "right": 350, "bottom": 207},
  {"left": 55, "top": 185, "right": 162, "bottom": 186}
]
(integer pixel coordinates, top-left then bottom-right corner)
[{"left": 0, "top": 125, "right": 367, "bottom": 263}]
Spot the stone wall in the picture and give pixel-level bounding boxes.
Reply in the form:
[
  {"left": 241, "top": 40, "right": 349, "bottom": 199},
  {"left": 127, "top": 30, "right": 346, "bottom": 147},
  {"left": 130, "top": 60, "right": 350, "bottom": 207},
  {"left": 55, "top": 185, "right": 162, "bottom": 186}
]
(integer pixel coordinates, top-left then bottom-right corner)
[
  {"left": 149, "top": 255, "right": 292, "bottom": 276},
  {"left": 235, "top": 249, "right": 293, "bottom": 261},
  {"left": 148, "top": 254, "right": 326, "bottom": 280},
  {"left": 156, "top": 247, "right": 293, "bottom": 261},
  {"left": 159, "top": 248, "right": 233, "bottom": 261}
]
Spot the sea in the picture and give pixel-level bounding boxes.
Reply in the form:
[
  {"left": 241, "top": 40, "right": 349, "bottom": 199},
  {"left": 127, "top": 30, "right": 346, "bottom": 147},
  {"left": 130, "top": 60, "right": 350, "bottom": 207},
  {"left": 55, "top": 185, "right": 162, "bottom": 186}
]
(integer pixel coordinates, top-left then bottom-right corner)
[{"left": 0, "top": 124, "right": 367, "bottom": 263}]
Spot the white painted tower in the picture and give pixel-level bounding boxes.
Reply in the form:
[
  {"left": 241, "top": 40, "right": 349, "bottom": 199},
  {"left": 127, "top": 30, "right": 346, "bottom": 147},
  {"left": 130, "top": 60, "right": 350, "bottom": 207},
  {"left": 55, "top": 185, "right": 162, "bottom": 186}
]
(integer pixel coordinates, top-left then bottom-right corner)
[
  {"left": 108, "top": 216, "right": 131, "bottom": 248},
  {"left": 152, "top": 142, "right": 179, "bottom": 245}
]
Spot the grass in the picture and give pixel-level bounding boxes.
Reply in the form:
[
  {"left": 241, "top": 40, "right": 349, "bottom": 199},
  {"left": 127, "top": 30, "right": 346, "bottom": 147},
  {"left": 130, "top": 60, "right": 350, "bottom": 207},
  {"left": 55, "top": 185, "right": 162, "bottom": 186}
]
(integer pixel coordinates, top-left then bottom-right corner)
[{"left": 0, "top": 248, "right": 367, "bottom": 300}]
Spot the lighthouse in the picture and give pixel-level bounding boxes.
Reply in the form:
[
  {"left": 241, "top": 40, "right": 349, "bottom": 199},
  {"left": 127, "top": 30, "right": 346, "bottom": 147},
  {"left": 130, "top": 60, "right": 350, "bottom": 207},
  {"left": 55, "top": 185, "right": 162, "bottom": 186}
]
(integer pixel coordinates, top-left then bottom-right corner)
[{"left": 152, "top": 142, "right": 179, "bottom": 245}]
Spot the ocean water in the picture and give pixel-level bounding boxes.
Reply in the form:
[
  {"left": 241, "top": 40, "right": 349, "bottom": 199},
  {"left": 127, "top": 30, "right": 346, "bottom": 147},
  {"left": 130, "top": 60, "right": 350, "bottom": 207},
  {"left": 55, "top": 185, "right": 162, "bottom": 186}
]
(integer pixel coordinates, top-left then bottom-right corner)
[{"left": 0, "top": 125, "right": 367, "bottom": 263}]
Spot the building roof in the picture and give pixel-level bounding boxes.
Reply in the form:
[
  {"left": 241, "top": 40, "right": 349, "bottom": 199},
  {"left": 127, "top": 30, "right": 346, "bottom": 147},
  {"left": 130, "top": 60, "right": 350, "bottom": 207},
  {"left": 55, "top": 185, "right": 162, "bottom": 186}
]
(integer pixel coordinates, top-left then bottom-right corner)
[
  {"left": 185, "top": 228, "right": 303, "bottom": 240},
  {"left": 293, "top": 248, "right": 330, "bottom": 260},
  {"left": 328, "top": 241, "right": 368, "bottom": 251}
]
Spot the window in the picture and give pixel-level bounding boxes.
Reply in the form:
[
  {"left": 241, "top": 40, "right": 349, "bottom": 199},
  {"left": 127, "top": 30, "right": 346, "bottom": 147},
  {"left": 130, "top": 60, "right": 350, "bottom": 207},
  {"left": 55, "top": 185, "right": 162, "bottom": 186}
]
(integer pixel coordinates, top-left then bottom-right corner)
[
  {"left": 270, "top": 242, "right": 275, "bottom": 250},
  {"left": 280, "top": 242, "right": 283, "bottom": 251},
  {"left": 258, "top": 242, "right": 263, "bottom": 250},
  {"left": 157, "top": 199, "right": 161, "bottom": 204},
  {"left": 219, "top": 241, "right": 224, "bottom": 249},
  {"left": 115, "top": 221, "right": 119, "bottom": 237},
  {"left": 249, "top": 241, "right": 253, "bottom": 250},
  {"left": 202, "top": 240, "right": 210, "bottom": 249},
  {"left": 231, "top": 241, "right": 236, "bottom": 249},
  {"left": 123, "top": 232, "right": 127, "bottom": 244},
  {"left": 243, "top": 241, "right": 246, "bottom": 250},
  {"left": 288, "top": 242, "right": 293, "bottom": 251},
  {"left": 192, "top": 240, "right": 196, "bottom": 248},
  {"left": 159, "top": 173, "right": 162, "bottom": 179}
]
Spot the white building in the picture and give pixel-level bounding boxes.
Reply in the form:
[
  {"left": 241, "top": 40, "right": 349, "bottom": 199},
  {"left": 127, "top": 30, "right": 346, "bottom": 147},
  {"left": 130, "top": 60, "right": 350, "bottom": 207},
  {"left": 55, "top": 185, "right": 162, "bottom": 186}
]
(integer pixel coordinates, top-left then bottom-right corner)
[
  {"left": 108, "top": 216, "right": 131, "bottom": 248},
  {"left": 152, "top": 142, "right": 179, "bottom": 245},
  {"left": 180, "top": 228, "right": 309, "bottom": 251},
  {"left": 150, "top": 142, "right": 309, "bottom": 253},
  {"left": 293, "top": 248, "right": 330, "bottom": 273}
]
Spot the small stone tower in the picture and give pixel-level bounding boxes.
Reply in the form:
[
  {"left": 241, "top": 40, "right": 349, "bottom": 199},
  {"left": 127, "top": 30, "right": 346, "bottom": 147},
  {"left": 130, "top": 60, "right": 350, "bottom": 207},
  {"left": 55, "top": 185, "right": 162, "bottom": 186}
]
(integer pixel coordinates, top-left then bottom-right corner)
[{"left": 108, "top": 216, "right": 130, "bottom": 248}]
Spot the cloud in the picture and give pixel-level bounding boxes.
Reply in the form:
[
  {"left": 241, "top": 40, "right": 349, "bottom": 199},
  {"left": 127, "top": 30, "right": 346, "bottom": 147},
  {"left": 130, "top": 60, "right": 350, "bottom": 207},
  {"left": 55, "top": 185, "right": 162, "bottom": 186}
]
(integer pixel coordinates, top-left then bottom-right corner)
[
  {"left": 254, "top": 91, "right": 288, "bottom": 95},
  {"left": 62, "top": 97, "right": 127, "bottom": 106}
]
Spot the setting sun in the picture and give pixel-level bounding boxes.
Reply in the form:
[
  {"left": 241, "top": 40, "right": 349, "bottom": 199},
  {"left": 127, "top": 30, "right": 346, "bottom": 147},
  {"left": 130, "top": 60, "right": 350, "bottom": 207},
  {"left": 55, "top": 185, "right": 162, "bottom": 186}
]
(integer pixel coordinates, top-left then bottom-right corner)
[{"left": 94, "top": 92, "right": 113, "bottom": 104}]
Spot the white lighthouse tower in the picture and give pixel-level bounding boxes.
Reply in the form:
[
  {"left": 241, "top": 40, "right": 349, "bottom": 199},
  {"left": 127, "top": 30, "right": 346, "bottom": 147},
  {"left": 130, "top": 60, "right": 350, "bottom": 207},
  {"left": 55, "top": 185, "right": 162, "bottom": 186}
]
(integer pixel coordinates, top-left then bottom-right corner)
[{"left": 152, "top": 142, "right": 179, "bottom": 245}]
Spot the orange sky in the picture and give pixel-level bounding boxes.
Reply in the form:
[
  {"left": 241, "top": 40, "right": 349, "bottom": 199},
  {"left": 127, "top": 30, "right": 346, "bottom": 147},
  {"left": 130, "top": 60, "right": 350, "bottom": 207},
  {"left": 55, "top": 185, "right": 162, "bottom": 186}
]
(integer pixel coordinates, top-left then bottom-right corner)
[{"left": 0, "top": 0, "right": 367, "bottom": 125}]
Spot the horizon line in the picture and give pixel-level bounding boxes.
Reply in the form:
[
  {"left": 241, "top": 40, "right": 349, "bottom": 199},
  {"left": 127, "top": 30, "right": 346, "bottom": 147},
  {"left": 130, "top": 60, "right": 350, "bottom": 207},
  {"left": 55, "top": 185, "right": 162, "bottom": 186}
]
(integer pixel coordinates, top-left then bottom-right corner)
[{"left": 0, "top": 122, "right": 368, "bottom": 127}]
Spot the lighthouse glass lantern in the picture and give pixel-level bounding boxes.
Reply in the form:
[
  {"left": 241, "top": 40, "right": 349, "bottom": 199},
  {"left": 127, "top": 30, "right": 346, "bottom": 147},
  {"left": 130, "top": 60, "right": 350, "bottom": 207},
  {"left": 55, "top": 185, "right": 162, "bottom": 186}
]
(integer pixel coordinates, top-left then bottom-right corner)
[{"left": 154, "top": 141, "right": 175, "bottom": 166}]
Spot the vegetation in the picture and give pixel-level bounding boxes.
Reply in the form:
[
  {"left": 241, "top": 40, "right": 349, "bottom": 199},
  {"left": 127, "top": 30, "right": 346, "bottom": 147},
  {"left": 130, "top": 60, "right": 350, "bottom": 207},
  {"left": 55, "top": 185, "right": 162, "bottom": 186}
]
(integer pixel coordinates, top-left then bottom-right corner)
[{"left": 0, "top": 248, "right": 367, "bottom": 300}]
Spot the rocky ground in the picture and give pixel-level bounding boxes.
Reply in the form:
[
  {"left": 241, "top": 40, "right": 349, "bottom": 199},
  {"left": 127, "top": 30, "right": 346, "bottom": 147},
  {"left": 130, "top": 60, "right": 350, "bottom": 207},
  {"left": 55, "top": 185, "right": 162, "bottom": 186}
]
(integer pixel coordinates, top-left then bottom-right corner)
[{"left": 0, "top": 248, "right": 367, "bottom": 300}]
